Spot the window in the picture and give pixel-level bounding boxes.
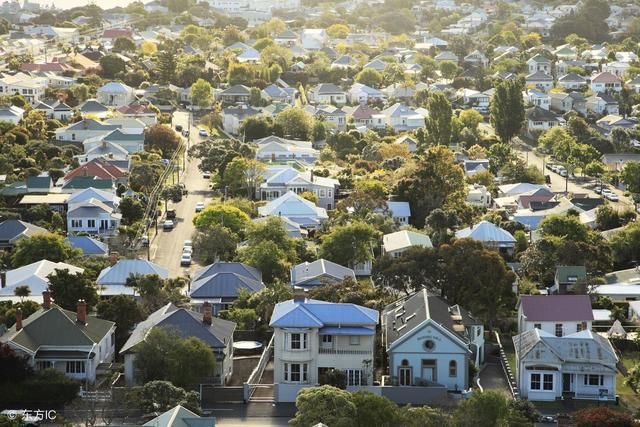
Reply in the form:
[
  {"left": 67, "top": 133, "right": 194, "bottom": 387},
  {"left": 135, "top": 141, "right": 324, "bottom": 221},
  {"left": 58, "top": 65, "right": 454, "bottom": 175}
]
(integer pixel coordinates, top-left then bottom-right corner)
[
  {"left": 71, "top": 219, "right": 82, "bottom": 228},
  {"left": 449, "top": 360, "right": 457, "bottom": 377},
  {"left": 66, "top": 361, "right": 85, "bottom": 374},
  {"left": 424, "top": 340, "right": 436, "bottom": 351},
  {"left": 346, "top": 369, "right": 363, "bottom": 386},
  {"left": 584, "top": 375, "right": 603, "bottom": 386},
  {"left": 349, "top": 335, "right": 360, "bottom": 345},
  {"left": 555, "top": 324, "right": 563, "bottom": 337},
  {"left": 284, "top": 363, "right": 307, "bottom": 383},
  {"left": 533, "top": 323, "right": 542, "bottom": 330},
  {"left": 71, "top": 133, "right": 76, "bottom": 140},
  {"left": 543, "top": 374, "right": 554, "bottom": 391},
  {"left": 530, "top": 373, "right": 541, "bottom": 390},
  {"left": 321, "top": 335, "right": 332, "bottom": 343},
  {"left": 37, "top": 361, "right": 52, "bottom": 370},
  {"left": 289, "top": 333, "right": 307, "bottom": 350},
  {"left": 87, "top": 219, "right": 96, "bottom": 228},
  {"left": 577, "top": 323, "right": 583, "bottom": 332}
]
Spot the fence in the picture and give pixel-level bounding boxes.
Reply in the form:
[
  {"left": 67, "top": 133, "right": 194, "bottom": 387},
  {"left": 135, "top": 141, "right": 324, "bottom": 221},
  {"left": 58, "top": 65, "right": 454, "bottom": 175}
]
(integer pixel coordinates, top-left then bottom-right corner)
[
  {"left": 243, "top": 334, "right": 274, "bottom": 401},
  {"left": 495, "top": 332, "right": 519, "bottom": 399}
]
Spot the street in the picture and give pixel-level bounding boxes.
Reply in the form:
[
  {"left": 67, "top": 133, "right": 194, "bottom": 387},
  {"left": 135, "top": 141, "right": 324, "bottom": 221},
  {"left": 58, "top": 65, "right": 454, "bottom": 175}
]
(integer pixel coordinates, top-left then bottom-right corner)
[{"left": 149, "top": 111, "right": 213, "bottom": 278}]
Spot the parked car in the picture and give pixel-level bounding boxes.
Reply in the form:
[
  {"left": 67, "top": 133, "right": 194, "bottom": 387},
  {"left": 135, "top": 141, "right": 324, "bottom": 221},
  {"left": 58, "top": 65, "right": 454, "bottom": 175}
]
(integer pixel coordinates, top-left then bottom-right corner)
[
  {"left": 141, "top": 235, "right": 149, "bottom": 247},
  {"left": 166, "top": 209, "right": 177, "bottom": 220},
  {"left": 183, "top": 240, "right": 192, "bottom": 248},
  {"left": 546, "top": 163, "right": 554, "bottom": 170},
  {"left": 175, "top": 124, "right": 183, "bottom": 132},
  {"left": 195, "top": 202, "right": 205, "bottom": 212},
  {"left": 559, "top": 169, "right": 568, "bottom": 177},
  {"left": 202, "top": 171, "right": 211, "bottom": 179},
  {"left": 182, "top": 246, "right": 193, "bottom": 255},
  {"left": 182, "top": 129, "right": 190, "bottom": 137},
  {"left": 180, "top": 253, "right": 192, "bottom": 266},
  {"left": 198, "top": 128, "right": 209, "bottom": 137},
  {"left": 163, "top": 220, "right": 174, "bottom": 230}
]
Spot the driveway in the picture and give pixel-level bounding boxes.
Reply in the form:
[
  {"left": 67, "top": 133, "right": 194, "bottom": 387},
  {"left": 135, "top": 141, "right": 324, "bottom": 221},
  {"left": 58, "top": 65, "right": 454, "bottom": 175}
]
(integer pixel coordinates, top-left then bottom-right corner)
[{"left": 149, "top": 111, "right": 214, "bottom": 278}]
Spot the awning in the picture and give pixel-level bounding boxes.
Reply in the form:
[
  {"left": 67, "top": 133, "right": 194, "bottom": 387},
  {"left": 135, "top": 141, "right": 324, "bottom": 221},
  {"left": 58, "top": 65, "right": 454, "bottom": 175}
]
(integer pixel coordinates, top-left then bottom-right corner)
[
  {"left": 319, "top": 327, "right": 375, "bottom": 336},
  {"left": 36, "top": 350, "right": 95, "bottom": 359}
]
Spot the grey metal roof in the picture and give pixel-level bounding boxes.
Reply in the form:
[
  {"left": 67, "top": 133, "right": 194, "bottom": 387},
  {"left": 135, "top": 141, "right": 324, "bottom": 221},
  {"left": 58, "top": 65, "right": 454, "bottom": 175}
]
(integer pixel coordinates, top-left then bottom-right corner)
[
  {"left": 120, "top": 303, "right": 236, "bottom": 354},
  {"left": 290, "top": 259, "right": 355, "bottom": 286},
  {"left": 192, "top": 262, "right": 261, "bottom": 283},
  {"left": 190, "top": 272, "right": 265, "bottom": 299},
  {"left": 0, "top": 219, "right": 46, "bottom": 244},
  {"left": 97, "top": 259, "right": 168, "bottom": 286}
]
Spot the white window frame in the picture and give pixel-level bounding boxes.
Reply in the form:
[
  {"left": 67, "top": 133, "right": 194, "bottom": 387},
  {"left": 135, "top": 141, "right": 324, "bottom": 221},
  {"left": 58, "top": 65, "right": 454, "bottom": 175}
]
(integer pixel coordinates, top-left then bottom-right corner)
[
  {"left": 87, "top": 219, "right": 96, "bottom": 228},
  {"left": 66, "top": 361, "right": 85, "bottom": 374},
  {"left": 284, "top": 362, "right": 308, "bottom": 383},
  {"left": 584, "top": 374, "right": 604, "bottom": 386},
  {"left": 346, "top": 369, "right": 362, "bottom": 386},
  {"left": 349, "top": 335, "right": 360, "bottom": 345},
  {"left": 530, "top": 373, "right": 541, "bottom": 390},
  {"left": 543, "top": 373, "right": 554, "bottom": 391},
  {"left": 288, "top": 332, "right": 307, "bottom": 351},
  {"left": 555, "top": 323, "right": 563, "bottom": 337}
]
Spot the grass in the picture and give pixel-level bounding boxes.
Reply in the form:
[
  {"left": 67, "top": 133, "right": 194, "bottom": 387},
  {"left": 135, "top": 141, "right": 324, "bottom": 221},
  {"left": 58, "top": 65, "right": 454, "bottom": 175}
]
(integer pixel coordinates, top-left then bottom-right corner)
[
  {"left": 617, "top": 352, "right": 640, "bottom": 413},
  {"left": 500, "top": 334, "right": 517, "bottom": 374}
]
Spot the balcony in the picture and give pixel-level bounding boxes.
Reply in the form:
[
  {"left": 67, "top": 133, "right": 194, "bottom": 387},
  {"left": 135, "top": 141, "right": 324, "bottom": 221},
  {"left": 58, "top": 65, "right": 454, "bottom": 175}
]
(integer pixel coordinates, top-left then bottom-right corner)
[{"left": 318, "top": 348, "right": 372, "bottom": 355}]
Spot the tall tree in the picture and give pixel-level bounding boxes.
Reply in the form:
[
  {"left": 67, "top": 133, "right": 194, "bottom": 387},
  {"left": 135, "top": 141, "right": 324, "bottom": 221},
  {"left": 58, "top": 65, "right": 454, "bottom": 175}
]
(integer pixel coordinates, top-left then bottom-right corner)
[
  {"left": 47, "top": 269, "right": 99, "bottom": 311},
  {"left": 290, "top": 385, "right": 357, "bottom": 427},
  {"left": 144, "top": 124, "right": 181, "bottom": 157},
  {"left": 11, "top": 233, "right": 81, "bottom": 267},
  {"left": 190, "top": 78, "right": 213, "bottom": 109},
  {"left": 97, "top": 295, "right": 145, "bottom": 351},
  {"left": 192, "top": 224, "right": 239, "bottom": 263},
  {"left": 490, "top": 79, "right": 525, "bottom": 143},
  {"left": 193, "top": 204, "right": 250, "bottom": 236},
  {"left": 99, "top": 55, "right": 126, "bottom": 79},
  {"left": 318, "top": 222, "right": 378, "bottom": 268},
  {"left": 424, "top": 92, "right": 452, "bottom": 146},
  {"left": 274, "top": 108, "right": 313, "bottom": 140}
]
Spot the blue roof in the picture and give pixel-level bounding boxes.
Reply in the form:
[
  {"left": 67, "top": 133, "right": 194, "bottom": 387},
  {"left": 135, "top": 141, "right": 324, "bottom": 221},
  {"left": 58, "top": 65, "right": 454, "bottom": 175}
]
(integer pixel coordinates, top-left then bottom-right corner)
[
  {"left": 269, "top": 299, "right": 379, "bottom": 328},
  {"left": 65, "top": 236, "right": 108, "bottom": 256},
  {"left": 319, "top": 326, "right": 376, "bottom": 335}
]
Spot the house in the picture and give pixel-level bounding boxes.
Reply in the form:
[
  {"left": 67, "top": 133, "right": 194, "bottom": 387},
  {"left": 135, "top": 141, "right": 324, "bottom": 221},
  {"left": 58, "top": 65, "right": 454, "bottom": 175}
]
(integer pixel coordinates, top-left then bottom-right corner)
[
  {"left": 385, "top": 201, "right": 411, "bottom": 225},
  {"left": 189, "top": 262, "right": 265, "bottom": 314},
  {"left": 97, "top": 82, "right": 135, "bottom": 107},
  {"left": 121, "top": 303, "right": 235, "bottom": 385},
  {"left": 463, "top": 50, "right": 488, "bottom": 68},
  {"left": 290, "top": 259, "right": 356, "bottom": 289},
  {"left": 84, "top": 127, "right": 145, "bottom": 154},
  {"left": 513, "top": 329, "right": 617, "bottom": 401},
  {"left": 395, "top": 134, "right": 417, "bottom": 152},
  {"left": 261, "top": 84, "right": 297, "bottom": 104},
  {"left": 65, "top": 236, "right": 109, "bottom": 256},
  {"left": 467, "top": 183, "right": 491, "bottom": 207},
  {"left": 217, "top": 85, "right": 251, "bottom": 104},
  {"left": 222, "top": 105, "right": 261, "bottom": 135},
  {"left": 331, "top": 55, "right": 357, "bottom": 69},
  {"left": 590, "top": 72, "right": 623, "bottom": 93},
  {"left": 517, "top": 295, "right": 593, "bottom": 336},
  {"left": 382, "top": 289, "right": 484, "bottom": 391},
  {"left": 550, "top": 92, "right": 574, "bottom": 114},
  {"left": 301, "top": 29, "right": 327, "bottom": 50},
  {"left": 627, "top": 76, "right": 640, "bottom": 93},
  {"left": 142, "top": 405, "right": 217, "bottom": 427},
  {"left": 270, "top": 295, "right": 379, "bottom": 402},
  {"left": 463, "top": 159, "right": 490, "bottom": 176},
  {"left": 64, "top": 157, "right": 128, "bottom": 186},
  {"left": 459, "top": 89, "right": 490, "bottom": 113},
  {"left": 67, "top": 197, "right": 121, "bottom": 237},
  {"left": 434, "top": 51, "right": 459, "bottom": 63},
  {"left": 0, "top": 219, "right": 46, "bottom": 249},
  {"left": 274, "top": 30, "right": 298, "bottom": 46},
  {"left": 143, "top": 1, "right": 168, "bottom": 12},
  {"left": 96, "top": 259, "right": 168, "bottom": 297},
  {"left": 0, "top": 294, "right": 115, "bottom": 383},
  {"left": 553, "top": 44, "right": 578, "bottom": 60},
  {"left": 345, "top": 104, "right": 385, "bottom": 130},
  {"left": 348, "top": 83, "right": 386, "bottom": 105},
  {"left": 0, "top": 260, "right": 84, "bottom": 303},
  {"left": 0, "top": 105, "right": 25, "bottom": 124},
  {"left": 526, "top": 106, "right": 561, "bottom": 132},
  {"left": 381, "top": 103, "right": 424, "bottom": 131},
  {"left": 601, "top": 153, "right": 640, "bottom": 172},
  {"left": 78, "top": 99, "right": 110, "bottom": 119},
  {"left": 253, "top": 216, "right": 307, "bottom": 239},
  {"left": 603, "top": 61, "right": 629, "bottom": 78},
  {"left": 255, "top": 135, "right": 319, "bottom": 163},
  {"left": 381, "top": 83, "right": 416, "bottom": 100},
  {"left": 526, "top": 89, "right": 550, "bottom": 110},
  {"left": 364, "top": 58, "right": 387, "bottom": 72},
  {"left": 0, "top": 72, "right": 46, "bottom": 105},
  {"left": 313, "top": 105, "right": 346, "bottom": 131},
  {"left": 67, "top": 187, "right": 120, "bottom": 209},
  {"left": 552, "top": 266, "right": 588, "bottom": 295},
  {"left": 55, "top": 119, "right": 120, "bottom": 143},
  {"left": 257, "top": 191, "right": 328, "bottom": 229},
  {"left": 116, "top": 103, "right": 158, "bottom": 126},
  {"left": 455, "top": 220, "right": 516, "bottom": 255},
  {"left": 596, "top": 115, "right": 638, "bottom": 134},
  {"left": 586, "top": 93, "right": 619, "bottom": 116},
  {"left": 308, "top": 84, "right": 346, "bottom": 106},
  {"left": 259, "top": 166, "right": 339, "bottom": 210},
  {"left": 527, "top": 54, "right": 552, "bottom": 74},
  {"left": 525, "top": 71, "right": 554, "bottom": 92},
  {"left": 382, "top": 230, "right": 432, "bottom": 258}
]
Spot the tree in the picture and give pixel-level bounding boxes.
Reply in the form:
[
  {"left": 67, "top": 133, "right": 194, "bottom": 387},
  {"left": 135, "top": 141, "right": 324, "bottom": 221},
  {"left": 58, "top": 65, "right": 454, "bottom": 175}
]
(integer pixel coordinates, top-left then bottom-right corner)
[
  {"left": 318, "top": 222, "right": 378, "bottom": 268},
  {"left": 238, "top": 240, "right": 291, "bottom": 284},
  {"left": 621, "top": 161, "right": 640, "bottom": 202},
  {"left": 13, "top": 285, "right": 30, "bottom": 302},
  {"left": 396, "top": 406, "right": 450, "bottom": 427},
  {"left": 222, "top": 157, "right": 265, "bottom": 198},
  {"left": 192, "top": 224, "right": 239, "bottom": 263},
  {"left": 129, "top": 163, "right": 162, "bottom": 192},
  {"left": 190, "top": 78, "right": 213, "bottom": 109},
  {"left": 438, "top": 60, "right": 459, "bottom": 80},
  {"left": 395, "top": 145, "right": 466, "bottom": 227},
  {"left": 0, "top": 343, "right": 32, "bottom": 383},
  {"left": 48, "top": 269, "right": 99, "bottom": 311},
  {"left": 610, "top": 222, "right": 640, "bottom": 265},
  {"left": 327, "top": 132, "right": 359, "bottom": 159},
  {"left": 140, "top": 40, "right": 158, "bottom": 56},
  {"left": 144, "top": 124, "right": 181, "bottom": 158},
  {"left": 11, "top": 232, "right": 81, "bottom": 267},
  {"left": 424, "top": 92, "right": 452, "bottom": 146},
  {"left": 458, "top": 109, "right": 483, "bottom": 131},
  {"left": 119, "top": 197, "right": 144, "bottom": 225},
  {"left": 326, "top": 24, "right": 349, "bottom": 39},
  {"left": 539, "top": 214, "right": 590, "bottom": 242},
  {"left": 351, "top": 391, "right": 399, "bottom": 427},
  {"left": 490, "top": 79, "right": 525, "bottom": 143},
  {"left": 188, "top": 138, "right": 255, "bottom": 177},
  {"left": 70, "top": 84, "right": 90, "bottom": 103},
  {"left": 595, "top": 205, "right": 621, "bottom": 231},
  {"left": 452, "top": 390, "right": 513, "bottom": 427},
  {"left": 193, "top": 204, "right": 250, "bottom": 237},
  {"left": 355, "top": 68, "right": 383, "bottom": 88},
  {"left": 573, "top": 407, "right": 634, "bottom": 427},
  {"left": 240, "top": 116, "right": 274, "bottom": 141},
  {"left": 113, "top": 37, "right": 136, "bottom": 52},
  {"left": 99, "top": 55, "right": 126, "bottom": 79},
  {"left": 97, "top": 295, "right": 145, "bottom": 351},
  {"left": 135, "top": 380, "right": 201, "bottom": 414},
  {"left": 487, "top": 142, "right": 514, "bottom": 174},
  {"left": 501, "top": 159, "right": 545, "bottom": 184},
  {"left": 290, "top": 385, "right": 357, "bottom": 427},
  {"left": 274, "top": 108, "right": 313, "bottom": 140},
  {"left": 167, "top": 0, "right": 191, "bottom": 13}
]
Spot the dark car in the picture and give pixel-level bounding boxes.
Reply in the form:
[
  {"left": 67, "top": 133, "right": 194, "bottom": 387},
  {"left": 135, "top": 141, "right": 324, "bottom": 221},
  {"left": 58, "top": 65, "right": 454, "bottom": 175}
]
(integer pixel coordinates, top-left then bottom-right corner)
[
  {"left": 166, "top": 209, "right": 177, "bottom": 219},
  {"left": 175, "top": 124, "right": 183, "bottom": 132}
]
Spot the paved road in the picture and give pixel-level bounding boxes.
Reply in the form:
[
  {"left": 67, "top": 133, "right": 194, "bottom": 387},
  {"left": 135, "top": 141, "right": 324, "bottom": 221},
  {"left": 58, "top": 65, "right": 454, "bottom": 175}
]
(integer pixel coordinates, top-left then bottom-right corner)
[{"left": 149, "top": 111, "right": 213, "bottom": 278}]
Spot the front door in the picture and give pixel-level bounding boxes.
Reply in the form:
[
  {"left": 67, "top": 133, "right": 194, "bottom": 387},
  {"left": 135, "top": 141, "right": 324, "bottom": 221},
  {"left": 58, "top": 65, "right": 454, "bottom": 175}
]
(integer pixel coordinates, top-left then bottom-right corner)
[
  {"left": 398, "top": 367, "right": 412, "bottom": 386},
  {"left": 422, "top": 360, "right": 437, "bottom": 382},
  {"left": 563, "top": 373, "right": 572, "bottom": 392}
]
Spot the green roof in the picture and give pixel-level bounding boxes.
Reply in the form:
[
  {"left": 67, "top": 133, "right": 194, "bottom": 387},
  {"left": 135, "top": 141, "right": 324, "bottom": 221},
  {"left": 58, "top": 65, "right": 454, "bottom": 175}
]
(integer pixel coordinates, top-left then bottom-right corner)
[
  {"left": 555, "top": 265, "right": 587, "bottom": 284},
  {"left": 0, "top": 305, "right": 114, "bottom": 354}
]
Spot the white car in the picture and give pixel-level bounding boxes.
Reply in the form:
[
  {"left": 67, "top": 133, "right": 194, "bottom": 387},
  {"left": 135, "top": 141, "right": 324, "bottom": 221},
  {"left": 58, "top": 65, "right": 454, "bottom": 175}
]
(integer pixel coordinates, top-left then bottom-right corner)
[
  {"left": 183, "top": 240, "right": 192, "bottom": 248},
  {"left": 559, "top": 169, "right": 567, "bottom": 177},
  {"left": 604, "top": 191, "right": 619, "bottom": 202},
  {"left": 198, "top": 129, "right": 209, "bottom": 137},
  {"left": 195, "top": 202, "right": 205, "bottom": 212},
  {"left": 202, "top": 171, "right": 211, "bottom": 179},
  {"left": 162, "top": 220, "right": 174, "bottom": 230},
  {"left": 180, "top": 253, "right": 192, "bottom": 266},
  {"left": 182, "top": 246, "right": 193, "bottom": 255}
]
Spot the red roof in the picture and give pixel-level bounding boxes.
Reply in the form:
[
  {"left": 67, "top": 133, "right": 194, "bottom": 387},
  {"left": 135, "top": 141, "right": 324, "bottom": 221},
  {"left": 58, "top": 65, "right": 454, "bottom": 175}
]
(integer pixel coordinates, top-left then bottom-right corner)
[
  {"left": 350, "top": 104, "right": 379, "bottom": 120},
  {"left": 21, "top": 62, "right": 74, "bottom": 72},
  {"left": 102, "top": 29, "right": 133, "bottom": 39},
  {"left": 592, "top": 71, "right": 622, "bottom": 84},
  {"left": 64, "top": 158, "right": 127, "bottom": 181},
  {"left": 519, "top": 295, "right": 593, "bottom": 321}
]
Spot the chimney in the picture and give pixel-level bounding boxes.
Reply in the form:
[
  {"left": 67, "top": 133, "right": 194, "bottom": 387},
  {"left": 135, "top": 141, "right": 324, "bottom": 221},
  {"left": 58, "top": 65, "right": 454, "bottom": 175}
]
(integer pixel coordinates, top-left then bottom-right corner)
[
  {"left": 15, "top": 308, "right": 22, "bottom": 331},
  {"left": 42, "top": 290, "right": 51, "bottom": 309},
  {"left": 76, "top": 299, "right": 87, "bottom": 324},
  {"left": 0, "top": 271, "right": 5, "bottom": 288},
  {"left": 203, "top": 301, "right": 212, "bottom": 325},
  {"left": 293, "top": 288, "right": 306, "bottom": 303}
]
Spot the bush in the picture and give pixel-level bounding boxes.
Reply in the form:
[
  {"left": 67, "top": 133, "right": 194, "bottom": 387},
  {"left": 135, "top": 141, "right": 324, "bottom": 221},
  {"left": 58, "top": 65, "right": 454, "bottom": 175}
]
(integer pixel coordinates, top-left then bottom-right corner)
[
  {"left": 573, "top": 407, "right": 634, "bottom": 427},
  {"left": 0, "top": 369, "right": 80, "bottom": 405}
]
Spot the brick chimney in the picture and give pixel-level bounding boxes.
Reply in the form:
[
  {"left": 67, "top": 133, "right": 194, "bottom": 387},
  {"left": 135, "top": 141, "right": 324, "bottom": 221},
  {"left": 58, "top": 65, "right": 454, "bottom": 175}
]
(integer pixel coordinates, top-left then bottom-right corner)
[
  {"left": 76, "top": 299, "right": 87, "bottom": 324},
  {"left": 293, "top": 288, "right": 306, "bottom": 303},
  {"left": 42, "top": 290, "right": 51, "bottom": 309},
  {"left": 15, "top": 308, "right": 22, "bottom": 331},
  {"left": 203, "top": 301, "right": 212, "bottom": 325}
]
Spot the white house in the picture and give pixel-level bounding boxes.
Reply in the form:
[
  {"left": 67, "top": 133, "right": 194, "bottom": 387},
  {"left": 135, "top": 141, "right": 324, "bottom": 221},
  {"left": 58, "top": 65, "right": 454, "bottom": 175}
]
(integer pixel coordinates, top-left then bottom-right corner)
[
  {"left": 385, "top": 201, "right": 411, "bottom": 225},
  {"left": 254, "top": 135, "right": 319, "bottom": 163},
  {"left": 526, "top": 89, "right": 550, "bottom": 110},
  {"left": 0, "top": 105, "right": 25, "bottom": 124},
  {"left": 382, "top": 289, "right": 484, "bottom": 390},
  {"left": 0, "top": 72, "right": 46, "bottom": 105},
  {"left": 382, "top": 230, "right": 433, "bottom": 258},
  {"left": 96, "top": 82, "right": 135, "bottom": 107},
  {"left": 290, "top": 259, "right": 356, "bottom": 289},
  {"left": 55, "top": 119, "right": 121, "bottom": 143},
  {"left": 96, "top": 259, "right": 168, "bottom": 297},
  {"left": 301, "top": 29, "right": 327, "bottom": 50},
  {"left": 67, "top": 198, "right": 121, "bottom": 237},
  {"left": 526, "top": 106, "right": 561, "bottom": 132},
  {"left": 527, "top": 54, "right": 552, "bottom": 74},
  {"left": 513, "top": 329, "right": 617, "bottom": 401},
  {"left": 308, "top": 83, "right": 347, "bottom": 106},
  {"left": 260, "top": 166, "right": 339, "bottom": 210},
  {"left": 517, "top": 295, "right": 594, "bottom": 337},
  {"left": 0, "top": 260, "right": 84, "bottom": 303},
  {"left": 382, "top": 103, "right": 425, "bottom": 131},
  {"left": 590, "top": 72, "right": 623, "bottom": 94},
  {"left": 0, "top": 293, "right": 115, "bottom": 384},
  {"left": 348, "top": 83, "right": 386, "bottom": 105},
  {"left": 557, "top": 73, "right": 587, "bottom": 91},
  {"left": 525, "top": 71, "right": 554, "bottom": 92},
  {"left": 455, "top": 220, "right": 516, "bottom": 255},
  {"left": 270, "top": 295, "right": 379, "bottom": 402},
  {"left": 257, "top": 191, "right": 328, "bottom": 229}
]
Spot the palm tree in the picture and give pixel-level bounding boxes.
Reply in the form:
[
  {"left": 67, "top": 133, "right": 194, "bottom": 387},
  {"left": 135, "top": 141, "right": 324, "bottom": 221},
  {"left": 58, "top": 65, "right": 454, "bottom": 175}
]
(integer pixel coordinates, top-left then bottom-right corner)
[{"left": 14, "top": 285, "right": 31, "bottom": 302}]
